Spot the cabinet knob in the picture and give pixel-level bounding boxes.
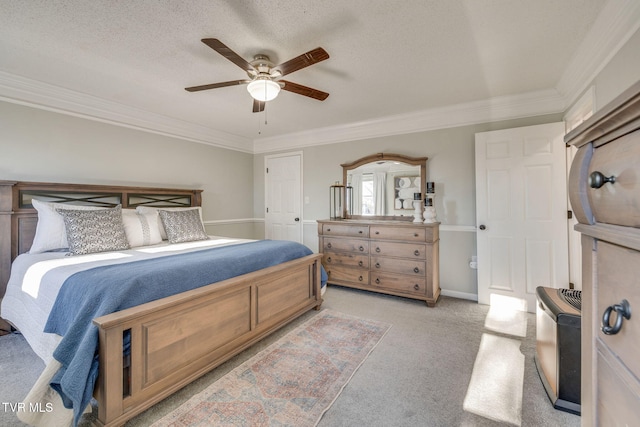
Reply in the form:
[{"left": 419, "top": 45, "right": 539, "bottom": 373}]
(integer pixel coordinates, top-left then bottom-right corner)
[
  {"left": 327, "top": 228, "right": 331, "bottom": 232},
  {"left": 376, "top": 247, "right": 381, "bottom": 253},
  {"left": 375, "top": 231, "right": 380, "bottom": 235},
  {"left": 359, "top": 230, "right": 363, "bottom": 234},
  {"left": 358, "top": 260, "right": 364, "bottom": 267},
  {"left": 358, "top": 276, "right": 363, "bottom": 282},
  {"left": 414, "top": 284, "right": 420, "bottom": 290},
  {"left": 326, "top": 257, "right": 332, "bottom": 263},
  {"left": 375, "top": 278, "right": 380, "bottom": 284},
  {"left": 589, "top": 171, "right": 616, "bottom": 189},
  {"left": 375, "top": 262, "right": 381, "bottom": 268},
  {"left": 601, "top": 299, "right": 631, "bottom": 335},
  {"left": 414, "top": 267, "right": 420, "bottom": 273},
  {"left": 359, "top": 246, "right": 364, "bottom": 252},
  {"left": 414, "top": 233, "right": 419, "bottom": 237},
  {"left": 327, "top": 243, "right": 332, "bottom": 249},
  {"left": 414, "top": 250, "right": 420, "bottom": 256}
]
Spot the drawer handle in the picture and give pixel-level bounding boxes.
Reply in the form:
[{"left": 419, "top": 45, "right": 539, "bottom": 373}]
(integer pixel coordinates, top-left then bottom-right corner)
[
  {"left": 326, "top": 257, "right": 332, "bottom": 263},
  {"left": 359, "top": 230, "right": 363, "bottom": 234},
  {"left": 327, "top": 228, "right": 331, "bottom": 232},
  {"left": 375, "top": 278, "right": 380, "bottom": 284},
  {"left": 414, "top": 284, "right": 420, "bottom": 290},
  {"left": 601, "top": 299, "right": 631, "bottom": 335},
  {"left": 327, "top": 243, "right": 332, "bottom": 249},
  {"left": 359, "top": 246, "right": 365, "bottom": 252},
  {"left": 414, "top": 250, "right": 420, "bottom": 256},
  {"left": 358, "top": 260, "right": 364, "bottom": 267},
  {"left": 358, "top": 275, "right": 363, "bottom": 282},
  {"left": 375, "top": 231, "right": 380, "bottom": 235},
  {"left": 375, "top": 262, "right": 381, "bottom": 268},
  {"left": 589, "top": 171, "right": 616, "bottom": 189},
  {"left": 414, "top": 233, "right": 419, "bottom": 237},
  {"left": 414, "top": 267, "right": 419, "bottom": 273},
  {"left": 376, "top": 247, "right": 381, "bottom": 253}
]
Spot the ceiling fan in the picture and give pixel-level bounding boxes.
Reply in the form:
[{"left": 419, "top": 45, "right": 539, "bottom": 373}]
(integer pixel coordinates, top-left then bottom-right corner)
[{"left": 185, "top": 38, "right": 330, "bottom": 113}]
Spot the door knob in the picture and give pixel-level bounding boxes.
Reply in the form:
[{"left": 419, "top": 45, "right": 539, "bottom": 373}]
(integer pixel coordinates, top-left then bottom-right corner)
[
  {"left": 294, "top": 217, "right": 300, "bottom": 221},
  {"left": 479, "top": 225, "right": 486, "bottom": 230}
]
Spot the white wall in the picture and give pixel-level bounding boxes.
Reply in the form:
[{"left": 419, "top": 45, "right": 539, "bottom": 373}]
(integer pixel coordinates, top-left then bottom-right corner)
[{"left": 0, "top": 101, "right": 255, "bottom": 236}]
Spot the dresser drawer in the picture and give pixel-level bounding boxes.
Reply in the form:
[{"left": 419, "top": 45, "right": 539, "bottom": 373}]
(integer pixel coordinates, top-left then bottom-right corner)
[
  {"left": 596, "top": 341, "right": 640, "bottom": 424},
  {"left": 323, "top": 237, "right": 369, "bottom": 254},
  {"left": 322, "top": 223, "right": 369, "bottom": 237},
  {"left": 371, "top": 241, "right": 426, "bottom": 259},
  {"left": 325, "top": 265, "right": 369, "bottom": 285},
  {"left": 322, "top": 252, "right": 369, "bottom": 269},
  {"left": 370, "top": 272, "right": 426, "bottom": 295},
  {"left": 589, "top": 130, "right": 640, "bottom": 228},
  {"left": 371, "top": 256, "right": 425, "bottom": 276},
  {"left": 596, "top": 241, "right": 640, "bottom": 378},
  {"left": 370, "top": 225, "right": 425, "bottom": 242}
]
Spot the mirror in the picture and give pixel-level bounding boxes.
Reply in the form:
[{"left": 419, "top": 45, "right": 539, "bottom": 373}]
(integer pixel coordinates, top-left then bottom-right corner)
[{"left": 342, "top": 153, "right": 427, "bottom": 220}]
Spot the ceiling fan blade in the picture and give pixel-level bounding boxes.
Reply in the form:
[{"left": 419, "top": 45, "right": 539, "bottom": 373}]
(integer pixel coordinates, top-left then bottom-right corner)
[
  {"left": 253, "top": 99, "right": 265, "bottom": 113},
  {"left": 185, "top": 80, "right": 249, "bottom": 92},
  {"left": 280, "top": 80, "right": 329, "bottom": 101},
  {"left": 201, "top": 38, "right": 255, "bottom": 72},
  {"left": 275, "top": 47, "right": 329, "bottom": 77}
]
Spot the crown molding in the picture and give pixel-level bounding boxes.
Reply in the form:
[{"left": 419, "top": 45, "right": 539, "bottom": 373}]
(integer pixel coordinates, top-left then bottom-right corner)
[
  {"left": 0, "top": 71, "right": 254, "bottom": 153},
  {"left": 557, "top": 0, "right": 640, "bottom": 109},
  {"left": 0, "top": 1, "right": 636, "bottom": 156},
  {"left": 253, "top": 89, "right": 566, "bottom": 153}
]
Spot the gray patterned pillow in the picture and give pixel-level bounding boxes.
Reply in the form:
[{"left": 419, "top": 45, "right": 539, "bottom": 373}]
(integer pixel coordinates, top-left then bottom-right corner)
[
  {"left": 158, "top": 208, "right": 209, "bottom": 244},
  {"left": 57, "top": 205, "right": 130, "bottom": 255}
]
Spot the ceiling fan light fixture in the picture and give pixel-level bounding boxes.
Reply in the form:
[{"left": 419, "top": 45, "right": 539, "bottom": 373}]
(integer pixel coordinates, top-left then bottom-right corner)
[{"left": 247, "top": 78, "right": 280, "bottom": 102}]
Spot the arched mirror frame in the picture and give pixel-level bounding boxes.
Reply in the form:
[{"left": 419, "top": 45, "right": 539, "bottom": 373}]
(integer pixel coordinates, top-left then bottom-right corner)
[{"left": 341, "top": 152, "right": 428, "bottom": 220}]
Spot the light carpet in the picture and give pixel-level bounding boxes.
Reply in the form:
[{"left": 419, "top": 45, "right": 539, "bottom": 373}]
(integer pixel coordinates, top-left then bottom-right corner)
[{"left": 150, "top": 309, "right": 390, "bottom": 427}]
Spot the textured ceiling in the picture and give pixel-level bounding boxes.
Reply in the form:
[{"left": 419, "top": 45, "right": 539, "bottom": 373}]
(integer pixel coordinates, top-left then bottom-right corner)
[{"left": 0, "top": 0, "right": 616, "bottom": 150}]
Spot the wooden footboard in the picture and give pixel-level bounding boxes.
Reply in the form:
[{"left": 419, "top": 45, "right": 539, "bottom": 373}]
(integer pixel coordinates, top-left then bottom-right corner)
[{"left": 92, "top": 253, "right": 322, "bottom": 427}]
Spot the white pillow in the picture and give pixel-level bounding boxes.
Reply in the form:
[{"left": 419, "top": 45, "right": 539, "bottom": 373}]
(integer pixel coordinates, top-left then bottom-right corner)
[
  {"left": 136, "top": 206, "right": 204, "bottom": 240},
  {"left": 122, "top": 209, "right": 163, "bottom": 247},
  {"left": 30, "top": 199, "right": 102, "bottom": 253}
]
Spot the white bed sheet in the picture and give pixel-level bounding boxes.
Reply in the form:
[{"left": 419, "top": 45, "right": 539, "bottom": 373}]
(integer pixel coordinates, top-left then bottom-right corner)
[{"left": 0, "top": 236, "right": 253, "bottom": 364}]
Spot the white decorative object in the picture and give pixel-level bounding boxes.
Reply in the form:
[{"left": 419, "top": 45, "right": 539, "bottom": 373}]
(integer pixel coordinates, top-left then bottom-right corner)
[
  {"left": 424, "top": 182, "right": 438, "bottom": 223},
  {"left": 413, "top": 200, "right": 423, "bottom": 223}
]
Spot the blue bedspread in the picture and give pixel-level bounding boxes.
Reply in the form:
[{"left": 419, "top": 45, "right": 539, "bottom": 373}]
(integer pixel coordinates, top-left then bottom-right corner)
[{"left": 43, "top": 240, "right": 326, "bottom": 426}]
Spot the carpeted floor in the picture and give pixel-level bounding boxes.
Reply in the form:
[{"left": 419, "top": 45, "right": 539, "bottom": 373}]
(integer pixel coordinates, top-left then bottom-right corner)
[{"left": 1, "top": 286, "right": 580, "bottom": 426}]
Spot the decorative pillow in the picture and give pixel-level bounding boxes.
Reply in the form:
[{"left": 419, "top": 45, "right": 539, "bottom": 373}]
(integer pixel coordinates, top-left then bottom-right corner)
[
  {"left": 57, "top": 205, "right": 130, "bottom": 255},
  {"left": 136, "top": 206, "right": 204, "bottom": 240},
  {"left": 30, "top": 199, "right": 103, "bottom": 253},
  {"left": 158, "top": 208, "right": 209, "bottom": 244},
  {"left": 121, "top": 209, "right": 163, "bottom": 247}
]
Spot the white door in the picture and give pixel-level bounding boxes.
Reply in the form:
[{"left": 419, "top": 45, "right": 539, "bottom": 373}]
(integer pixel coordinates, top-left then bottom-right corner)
[
  {"left": 265, "top": 152, "right": 302, "bottom": 243},
  {"left": 475, "top": 123, "right": 569, "bottom": 312}
]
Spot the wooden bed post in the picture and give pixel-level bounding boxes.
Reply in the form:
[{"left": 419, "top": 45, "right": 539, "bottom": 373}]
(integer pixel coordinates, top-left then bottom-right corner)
[{"left": 0, "top": 181, "right": 16, "bottom": 334}]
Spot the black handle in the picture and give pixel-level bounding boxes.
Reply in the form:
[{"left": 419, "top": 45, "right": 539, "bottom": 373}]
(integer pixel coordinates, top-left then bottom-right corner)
[
  {"left": 294, "top": 217, "right": 300, "bottom": 221},
  {"left": 359, "top": 246, "right": 364, "bottom": 252},
  {"left": 358, "top": 260, "right": 363, "bottom": 267},
  {"left": 359, "top": 230, "right": 363, "bottom": 234},
  {"left": 358, "top": 276, "right": 363, "bottom": 282},
  {"left": 327, "top": 243, "right": 332, "bottom": 249},
  {"left": 414, "top": 250, "right": 420, "bottom": 256},
  {"left": 414, "top": 284, "right": 420, "bottom": 291},
  {"left": 326, "top": 257, "right": 332, "bottom": 263},
  {"left": 375, "top": 262, "right": 380, "bottom": 268},
  {"left": 601, "top": 299, "right": 631, "bottom": 335},
  {"left": 479, "top": 225, "right": 486, "bottom": 231},
  {"left": 414, "top": 267, "right": 419, "bottom": 273},
  {"left": 376, "top": 247, "right": 381, "bottom": 253},
  {"left": 375, "top": 278, "right": 380, "bottom": 284},
  {"left": 589, "top": 171, "right": 616, "bottom": 189}
]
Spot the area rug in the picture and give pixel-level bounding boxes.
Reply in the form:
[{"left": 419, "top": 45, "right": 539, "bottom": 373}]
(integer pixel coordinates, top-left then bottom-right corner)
[{"left": 151, "top": 309, "right": 391, "bottom": 427}]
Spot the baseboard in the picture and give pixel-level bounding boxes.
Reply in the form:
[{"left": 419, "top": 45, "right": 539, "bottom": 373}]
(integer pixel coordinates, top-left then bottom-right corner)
[{"left": 441, "top": 289, "right": 478, "bottom": 302}]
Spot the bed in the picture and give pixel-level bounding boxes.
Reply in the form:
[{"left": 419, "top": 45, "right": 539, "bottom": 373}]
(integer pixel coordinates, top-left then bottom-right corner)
[{"left": 0, "top": 180, "right": 324, "bottom": 427}]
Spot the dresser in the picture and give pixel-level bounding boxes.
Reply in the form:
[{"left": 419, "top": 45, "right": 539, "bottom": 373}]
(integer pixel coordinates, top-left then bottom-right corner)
[
  {"left": 317, "top": 219, "right": 440, "bottom": 306},
  {"left": 566, "top": 80, "right": 640, "bottom": 425}
]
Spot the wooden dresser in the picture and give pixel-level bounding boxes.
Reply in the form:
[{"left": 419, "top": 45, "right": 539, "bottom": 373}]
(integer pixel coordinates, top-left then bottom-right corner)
[
  {"left": 566, "top": 80, "right": 640, "bottom": 425},
  {"left": 317, "top": 219, "right": 440, "bottom": 306}
]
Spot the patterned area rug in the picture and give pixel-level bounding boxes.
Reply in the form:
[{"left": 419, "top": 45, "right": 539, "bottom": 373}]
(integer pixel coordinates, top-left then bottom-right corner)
[{"left": 151, "top": 309, "right": 391, "bottom": 427}]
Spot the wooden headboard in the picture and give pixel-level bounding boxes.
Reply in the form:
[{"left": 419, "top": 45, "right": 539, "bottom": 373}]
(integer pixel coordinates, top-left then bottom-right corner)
[{"left": 0, "top": 180, "right": 203, "bottom": 300}]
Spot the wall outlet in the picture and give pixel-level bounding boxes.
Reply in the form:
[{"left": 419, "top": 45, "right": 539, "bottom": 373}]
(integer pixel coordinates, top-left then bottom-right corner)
[{"left": 469, "top": 255, "right": 478, "bottom": 269}]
